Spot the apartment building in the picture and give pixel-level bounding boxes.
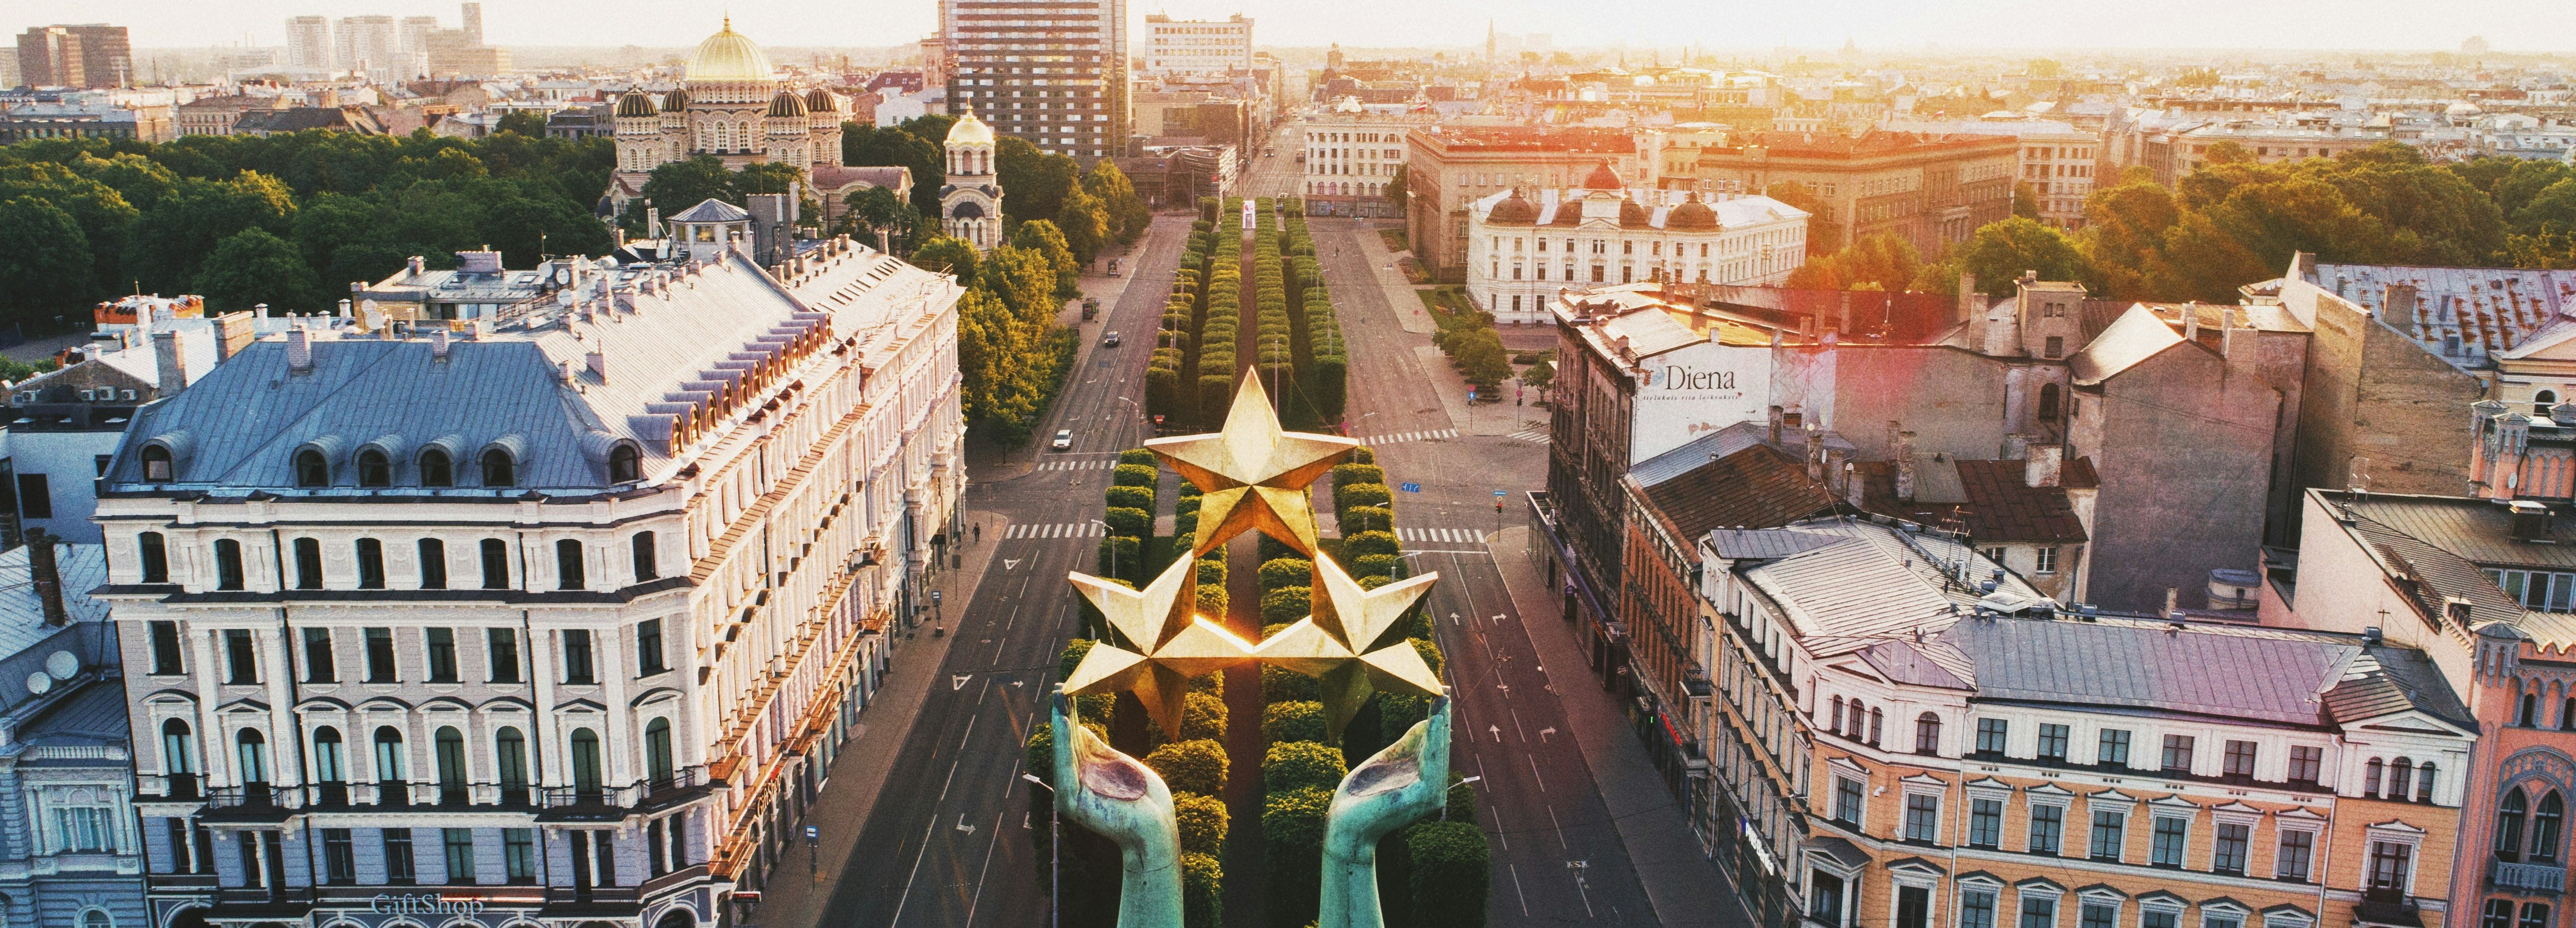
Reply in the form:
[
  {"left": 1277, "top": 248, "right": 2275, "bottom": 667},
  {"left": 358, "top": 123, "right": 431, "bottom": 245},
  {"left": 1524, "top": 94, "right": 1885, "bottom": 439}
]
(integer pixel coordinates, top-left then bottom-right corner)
[
  {"left": 1142, "top": 14, "right": 1250, "bottom": 77},
  {"left": 1687, "top": 130, "right": 2017, "bottom": 257},
  {"left": 1300, "top": 106, "right": 1432, "bottom": 218},
  {"left": 15, "top": 25, "right": 132, "bottom": 90},
  {"left": 105, "top": 239, "right": 964, "bottom": 928},
  {"left": 939, "top": 0, "right": 1130, "bottom": 162},
  {"left": 1403, "top": 125, "right": 1640, "bottom": 282},
  {"left": 1882, "top": 119, "right": 2099, "bottom": 230},
  {"left": 284, "top": 16, "right": 332, "bottom": 72}
]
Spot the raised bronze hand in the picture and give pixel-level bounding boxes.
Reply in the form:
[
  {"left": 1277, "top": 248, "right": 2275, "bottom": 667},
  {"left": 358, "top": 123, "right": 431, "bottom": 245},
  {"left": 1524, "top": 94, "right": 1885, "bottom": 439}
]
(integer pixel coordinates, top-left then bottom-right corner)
[
  {"left": 1318, "top": 695, "right": 1453, "bottom": 928},
  {"left": 1051, "top": 690, "right": 1186, "bottom": 928}
]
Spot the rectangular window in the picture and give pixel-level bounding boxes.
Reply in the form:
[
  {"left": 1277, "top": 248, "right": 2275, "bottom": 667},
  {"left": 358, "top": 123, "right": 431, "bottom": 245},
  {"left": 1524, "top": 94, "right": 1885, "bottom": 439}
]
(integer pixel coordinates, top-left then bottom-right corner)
[
  {"left": 637, "top": 618, "right": 666, "bottom": 677},
  {"left": 2161, "top": 735, "right": 2194, "bottom": 773},
  {"left": 488, "top": 628, "right": 521, "bottom": 684},
  {"left": 1977, "top": 719, "right": 2008, "bottom": 755},
  {"left": 481, "top": 539, "right": 510, "bottom": 589},
  {"left": 2276, "top": 829, "right": 2314, "bottom": 881},
  {"left": 2028, "top": 804, "right": 2064, "bottom": 853},
  {"left": 384, "top": 828, "right": 416, "bottom": 883},
  {"left": 2144, "top": 911, "right": 2179, "bottom": 928},
  {"left": 2089, "top": 809, "right": 2125, "bottom": 861},
  {"left": 2524, "top": 904, "right": 2552, "bottom": 928},
  {"left": 2288, "top": 746, "right": 2322, "bottom": 784},
  {"left": 425, "top": 628, "right": 457, "bottom": 682},
  {"left": 2079, "top": 904, "right": 2117, "bottom": 928},
  {"left": 17, "top": 473, "right": 50, "bottom": 519},
  {"left": 150, "top": 621, "right": 184, "bottom": 675},
  {"left": 302, "top": 627, "right": 335, "bottom": 683},
  {"left": 443, "top": 828, "right": 476, "bottom": 884},
  {"left": 2488, "top": 901, "right": 2516, "bottom": 928},
  {"left": 1834, "top": 776, "right": 1864, "bottom": 827},
  {"left": 1904, "top": 794, "right": 1939, "bottom": 842},
  {"left": 2098, "top": 729, "right": 2131, "bottom": 766},
  {"left": 2038, "top": 723, "right": 2069, "bottom": 761},
  {"left": 2206, "top": 916, "right": 2243, "bottom": 928},
  {"left": 2151, "top": 816, "right": 2187, "bottom": 866},
  {"left": 224, "top": 628, "right": 258, "bottom": 685},
  {"left": 2212, "top": 822, "right": 2250, "bottom": 874},
  {"left": 2036, "top": 546, "right": 2059, "bottom": 574},
  {"left": 563, "top": 629, "right": 595, "bottom": 685},
  {"left": 356, "top": 538, "right": 385, "bottom": 589},
  {"left": 1962, "top": 890, "right": 1997, "bottom": 928},
  {"left": 1969, "top": 799, "right": 2003, "bottom": 848},
  {"left": 2021, "top": 896, "right": 2056, "bottom": 928},
  {"left": 323, "top": 828, "right": 355, "bottom": 883},
  {"left": 419, "top": 539, "right": 448, "bottom": 589},
  {"left": 2224, "top": 740, "right": 2258, "bottom": 779},
  {"left": 365, "top": 627, "right": 398, "bottom": 682},
  {"left": 504, "top": 829, "right": 536, "bottom": 883}
]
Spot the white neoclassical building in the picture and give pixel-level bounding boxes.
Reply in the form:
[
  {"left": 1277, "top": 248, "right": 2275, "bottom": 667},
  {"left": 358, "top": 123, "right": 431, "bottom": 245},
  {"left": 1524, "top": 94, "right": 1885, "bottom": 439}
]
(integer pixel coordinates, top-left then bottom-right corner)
[
  {"left": 938, "top": 111, "right": 1004, "bottom": 251},
  {"left": 105, "top": 237, "right": 964, "bottom": 928},
  {"left": 607, "top": 21, "right": 846, "bottom": 213},
  {"left": 1465, "top": 163, "right": 1810, "bottom": 325}
]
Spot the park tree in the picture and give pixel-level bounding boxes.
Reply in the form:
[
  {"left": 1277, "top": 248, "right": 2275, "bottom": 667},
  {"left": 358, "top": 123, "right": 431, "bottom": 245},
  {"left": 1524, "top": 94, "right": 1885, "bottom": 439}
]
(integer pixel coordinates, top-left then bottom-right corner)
[
  {"left": 997, "top": 136, "right": 1081, "bottom": 226},
  {"left": 1055, "top": 185, "right": 1110, "bottom": 266},
  {"left": 1083, "top": 160, "right": 1151, "bottom": 243},
  {"left": 494, "top": 110, "right": 549, "bottom": 137},
  {"left": 0, "top": 197, "right": 97, "bottom": 328},
  {"left": 842, "top": 122, "right": 946, "bottom": 211},
  {"left": 1916, "top": 217, "right": 2092, "bottom": 297},
  {"left": 840, "top": 185, "right": 916, "bottom": 245},
  {"left": 194, "top": 227, "right": 319, "bottom": 313},
  {"left": 1011, "top": 218, "right": 1082, "bottom": 298},
  {"left": 1384, "top": 163, "right": 1410, "bottom": 213}
]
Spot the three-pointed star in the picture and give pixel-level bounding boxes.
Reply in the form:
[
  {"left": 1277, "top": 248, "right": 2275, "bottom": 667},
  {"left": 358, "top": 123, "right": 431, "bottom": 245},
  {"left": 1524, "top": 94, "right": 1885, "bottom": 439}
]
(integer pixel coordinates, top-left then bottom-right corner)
[
  {"left": 1251, "top": 555, "right": 1445, "bottom": 739},
  {"left": 1061, "top": 558, "right": 1254, "bottom": 738},
  {"left": 1148, "top": 371, "right": 1359, "bottom": 557}
]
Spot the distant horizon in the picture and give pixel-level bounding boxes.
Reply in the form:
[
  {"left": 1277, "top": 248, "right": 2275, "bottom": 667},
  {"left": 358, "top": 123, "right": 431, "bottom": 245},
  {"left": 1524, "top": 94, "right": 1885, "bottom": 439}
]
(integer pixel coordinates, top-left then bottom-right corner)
[{"left": 22, "top": 0, "right": 2576, "bottom": 58}]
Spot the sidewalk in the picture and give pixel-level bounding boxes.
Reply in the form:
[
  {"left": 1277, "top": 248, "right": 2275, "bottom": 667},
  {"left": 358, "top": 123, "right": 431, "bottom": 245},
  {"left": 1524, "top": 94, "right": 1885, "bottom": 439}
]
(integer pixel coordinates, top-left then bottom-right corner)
[
  {"left": 1342, "top": 220, "right": 1436, "bottom": 336},
  {"left": 748, "top": 501, "right": 1016, "bottom": 928},
  {"left": 1490, "top": 524, "right": 1756, "bottom": 928}
]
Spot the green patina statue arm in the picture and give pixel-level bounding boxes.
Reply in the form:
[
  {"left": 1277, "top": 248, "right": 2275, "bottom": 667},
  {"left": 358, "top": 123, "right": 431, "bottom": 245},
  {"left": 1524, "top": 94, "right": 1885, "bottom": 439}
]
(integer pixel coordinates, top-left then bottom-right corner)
[
  {"left": 1318, "top": 695, "right": 1452, "bottom": 928},
  {"left": 1052, "top": 690, "right": 1187, "bottom": 928}
]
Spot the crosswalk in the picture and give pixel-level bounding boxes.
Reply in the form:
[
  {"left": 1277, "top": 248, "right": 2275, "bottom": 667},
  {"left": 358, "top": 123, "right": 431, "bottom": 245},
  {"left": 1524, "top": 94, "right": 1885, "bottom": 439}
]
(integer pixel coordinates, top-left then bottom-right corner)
[
  {"left": 1507, "top": 427, "right": 1550, "bottom": 445},
  {"left": 1359, "top": 428, "right": 1457, "bottom": 446},
  {"left": 1034, "top": 459, "right": 1119, "bottom": 471},
  {"left": 1396, "top": 527, "right": 1490, "bottom": 545},
  {"left": 1004, "top": 522, "right": 1109, "bottom": 539}
]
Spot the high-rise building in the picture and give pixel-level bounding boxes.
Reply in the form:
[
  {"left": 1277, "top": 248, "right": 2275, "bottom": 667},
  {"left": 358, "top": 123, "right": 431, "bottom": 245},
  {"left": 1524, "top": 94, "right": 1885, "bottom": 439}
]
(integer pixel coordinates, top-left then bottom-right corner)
[
  {"left": 16, "top": 24, "right": 132, "bottom": 89},
  {"left": 398, "top": 16, "right": 439, "bottom": 77},
  {"left": 284, "top": 16, "right": 332, "bottom": 71},
  {"left": 460, "top": 2, "right": 483, "bottom": 46},
  {"left": 939, "top": 0, "right": 1129, "bottom": 162},
  {"left": 334, "top": 15, "right": 399, "bottom": 80},
  {"left": 1143, "top": 14, "right": 1250, "bottom": 77}
]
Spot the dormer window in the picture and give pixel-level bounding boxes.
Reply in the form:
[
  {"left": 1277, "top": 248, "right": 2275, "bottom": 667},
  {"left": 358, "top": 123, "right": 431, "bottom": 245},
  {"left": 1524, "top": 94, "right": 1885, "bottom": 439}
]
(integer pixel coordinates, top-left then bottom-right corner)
[
  {"left": 419, "top": 449, "right": 454, "bottom": 488},
  {"left": 357, "top": 450, "right": 391, "bottom": 488},
  {"left": 609, "top": 444, "right": 641, "bottom": 484},
  {"left": 481, "top": 449, "right": 515, "bottom": 487},
  {"left": 294, "top": 449, "right": 329, "bottom": 488},
  {"left": 142, "top": 445, "right": 172, "bottom": 482}
]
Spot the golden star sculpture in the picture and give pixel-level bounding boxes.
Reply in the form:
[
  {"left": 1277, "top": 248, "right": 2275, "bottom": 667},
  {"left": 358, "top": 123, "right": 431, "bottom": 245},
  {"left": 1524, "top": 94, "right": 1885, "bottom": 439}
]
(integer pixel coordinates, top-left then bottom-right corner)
[
  {"left": 1062, "top": 558, "right": 1256, "bottom": 738},
  {"left": 1148, "top": 371, "right": 1359, "bottom": 557},
  {"left": 1252, "top": 555, "right": 1446, "bottom": 738}
]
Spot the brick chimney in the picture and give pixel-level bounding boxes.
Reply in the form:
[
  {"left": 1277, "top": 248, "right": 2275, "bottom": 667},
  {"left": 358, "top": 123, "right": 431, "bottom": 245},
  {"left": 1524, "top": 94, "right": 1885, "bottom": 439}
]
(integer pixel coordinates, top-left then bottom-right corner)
[
  {"left": 587, "top": 345, "right": 609, "bottom": 383},
  {"left": 1766, "top": 406, "right": 1784, "bottom": 446},
  {"left": 287, "top": 323, "right": 312, "bottom": 373},
  {"left": 152, "top": 330, "right": 186, "bottom": 397},
  {"left": 28, "top": 530, "right": 66, "bottom": 626},
  {"left": 2025, "top": 444, "right": 2064, "bottom": 488},
  {"left": 432, "top": 328, "right": 451, "bottom": 360},
  {"left": 1895, "top": 430, "right": 1919, "bottom": 502}
]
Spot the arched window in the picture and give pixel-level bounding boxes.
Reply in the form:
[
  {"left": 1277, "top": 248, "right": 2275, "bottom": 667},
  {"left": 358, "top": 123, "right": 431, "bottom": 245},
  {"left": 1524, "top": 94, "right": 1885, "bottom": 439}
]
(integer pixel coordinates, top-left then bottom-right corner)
[
  {"left": 646, "top": 717, "right": 674, "bottom": 788},
  {"left": 1914, "top": 712, "right": 1941, "bottom": 755},
  {"left": 293, "top": 537, "right": 323, "bottom": 590},
  {"left": 1830, "top": 696, "right": 1844, "bottom": 733},
  {"left": 312, "top": 727, "right": 344, "bottom": 782},
  {"left": 2539, "top": 390, "right": 2560, "bottom": 417},
  {"left": 633, "top": 532, "right": 658, "bottom": 582},
  {"left": 2416, "top": 763, "right": 2437, "bottom": 802},
  {"left": 141, "top": 444, "right": 172, "bottom": 482},
  {"left": 481, "top": 448, "right": 515, "bottom": 487},
  {"left": 1845, "top": 700, "right": 1863, "bottom": 737},
  {"left": 2391, "top": 757, "right": 2414, "bottom": 799},
  {"left": 80, "top": 908, "right": 110, "bottom": 928},
  {"left": 2539, "top": 791, "right": 2567, "bottom": 864},
  {"left": 213, "top": 538, "right": 244, "bottom": 591},
  {"left": 2499, "top": 787, "right": 2530, "bottom": 862},
  {"left": 480, "top": 538, "right": 510, "bottom": 590},
  {"left": 2563, "top": 696, "right": 2576, "bottom": 731},
  {"left": 2365, "top": 757, "right": 2385, "bottom": 798},
  {"left": 2524, "top": 692, "right": 2542, "bottom": 726},
  {"left": 495, "top": 726, "right": 530, "bottom": 806},
  {"left": 1867, "top": 707, "right": 1883, "bottom": 746},
  {"left": 435, "top": 727, "right": 467, "bottom": 803},
  {"left": 235, "top": 729, "right": 268, "bottom": 784},
  {"left": 2038, "top": 383, "right": 2062, "bottom": 422},
  {"left": 558, "top": 539, "right": 586, "bottom": 590},
  {"left": 138, "top": 532, "right": 168, "bottom": 583},
  {"left": 373, "top": 726, "right": 407, "bottom": 802},
  {"left": 355, "top": 538, "right": 385, "bottom": 589},
  {"left": 570, "top": 729, "right": 603, "bottom": 798},
  {"left": 162, "top": 719, "right": 195, "bottom": 777},
  {"left": 418, "top": 538, "right": 447, "bottom": 590},
  {"left": 609, "top": 444, "right": 641, "bottom": 483},
  {"left": 294, "top": 449, "right": 329, "bottom": 487},
  {"left": 419, "top": 448, "right": 454, "bottom": 487},
  {"left": 356, "top": 449, "right": 390, "bottom": 487}
]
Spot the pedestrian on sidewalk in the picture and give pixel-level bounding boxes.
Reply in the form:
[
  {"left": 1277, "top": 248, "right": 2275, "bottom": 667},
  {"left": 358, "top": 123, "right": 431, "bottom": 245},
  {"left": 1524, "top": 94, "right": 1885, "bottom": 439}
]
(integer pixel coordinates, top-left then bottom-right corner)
[{"left": 973, "top": 523, "right": 981, "bottom": 545}]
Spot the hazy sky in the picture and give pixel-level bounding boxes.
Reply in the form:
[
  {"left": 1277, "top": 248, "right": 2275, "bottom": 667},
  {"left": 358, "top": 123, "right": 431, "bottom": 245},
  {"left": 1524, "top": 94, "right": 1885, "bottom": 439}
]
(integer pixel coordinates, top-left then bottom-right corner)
[{"left": 10, "top": 0, "right": 2574, "bottom": 54}]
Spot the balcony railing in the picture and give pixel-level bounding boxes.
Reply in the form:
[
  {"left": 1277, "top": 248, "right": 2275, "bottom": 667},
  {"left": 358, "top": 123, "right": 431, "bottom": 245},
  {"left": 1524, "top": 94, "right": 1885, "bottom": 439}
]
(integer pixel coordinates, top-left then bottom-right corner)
[
  {"left": 539, "top": 767, "right": 709, "bottom": 811},
  {"left": 2493, "top": 860, "right": 2569, "bottom": 894}
]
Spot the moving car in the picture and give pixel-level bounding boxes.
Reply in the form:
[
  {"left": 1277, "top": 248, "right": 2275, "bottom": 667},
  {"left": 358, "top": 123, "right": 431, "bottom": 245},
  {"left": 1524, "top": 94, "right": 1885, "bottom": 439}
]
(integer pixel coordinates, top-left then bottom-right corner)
[
  {"left": 1102, "top": 331, "right": 1121, "bottom": 347},
  {"left": 1051, "top": 430, "right": 1073, "bottom": 451}
]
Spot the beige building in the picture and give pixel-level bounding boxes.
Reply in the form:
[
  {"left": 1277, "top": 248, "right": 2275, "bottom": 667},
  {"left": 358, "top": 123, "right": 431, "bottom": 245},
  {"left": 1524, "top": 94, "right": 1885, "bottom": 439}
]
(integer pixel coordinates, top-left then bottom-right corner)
[
  {"left": 1687, "top": 130, "right": 2017, "bottom": 258},
  {"left": 1142, "top": 14, "right": 1249, "bottom": 77},
  {"left": 1882, "top": 118, "right": 2099, "bottom": 230},
  {"left": 1403, "top": 125, "right": 1641, "bottom": 281}
]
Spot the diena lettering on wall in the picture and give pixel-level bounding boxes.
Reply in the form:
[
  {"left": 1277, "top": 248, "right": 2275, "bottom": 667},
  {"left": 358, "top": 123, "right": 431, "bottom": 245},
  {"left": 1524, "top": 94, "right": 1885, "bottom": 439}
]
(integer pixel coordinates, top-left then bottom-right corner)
[{"left": 1661, "top": 366, "right": 1735, "bottom": 390}]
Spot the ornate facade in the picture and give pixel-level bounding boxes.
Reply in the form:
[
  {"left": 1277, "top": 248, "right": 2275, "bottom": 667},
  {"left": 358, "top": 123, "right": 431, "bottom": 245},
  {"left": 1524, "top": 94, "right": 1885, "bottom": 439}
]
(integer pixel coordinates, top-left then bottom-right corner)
[
  {"left": 609, "top": 21, "right": 843, "bottom": 212},
  {"left": 938, "top": 112, "right": 1003, "bottom": 252}
]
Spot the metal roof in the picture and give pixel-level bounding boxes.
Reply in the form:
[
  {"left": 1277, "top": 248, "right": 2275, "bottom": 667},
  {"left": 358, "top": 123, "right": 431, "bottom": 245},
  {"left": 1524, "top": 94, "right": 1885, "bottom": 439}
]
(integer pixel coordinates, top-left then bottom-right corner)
[
  {"left": 2067, "top": 304, "right": 2188, "bottom": 386},
  {"left": 1738, "top": 518, "right": 2033, "bottom": 657},
  {"left": 2311, "top": 262, "right": 2576, "bottom": 365},
  {"left": 2339, "top": 492, "right": 2576, "bottom": 570}
]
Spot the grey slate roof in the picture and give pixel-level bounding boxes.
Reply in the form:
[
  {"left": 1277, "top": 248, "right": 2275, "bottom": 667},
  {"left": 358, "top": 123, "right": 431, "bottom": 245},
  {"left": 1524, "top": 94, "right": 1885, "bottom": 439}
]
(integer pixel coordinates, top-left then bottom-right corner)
[
  {"left": 0, "top": 544, "right": 107, "bottom": 658},
  {"left": 669, "top": 197, "right": 753, "bottom": 223}
]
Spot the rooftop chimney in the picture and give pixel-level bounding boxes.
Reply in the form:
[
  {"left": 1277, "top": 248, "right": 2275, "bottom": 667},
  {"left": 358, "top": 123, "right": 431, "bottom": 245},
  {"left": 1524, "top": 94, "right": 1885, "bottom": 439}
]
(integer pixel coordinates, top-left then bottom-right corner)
[
  {"left": 1895, "top": 430, "right": 1919, "bottom": 502},
  {"left": 336, "top": 298, "right": 352, "bottom": 319},
  {"left": 2182, "top": 303, "right": 2200, "bottom": 343},
  {"left": 286, "top": 323, "right": 312, "bottom": 373},
  {"left": 431, "top": 328, "right": 451, "bottom": 360},
  {"left": 587, "top": 345, "right": 608, "bottom": 383},
  {"left": 152, "top": 330, "right": 186, "bottom": 397},
  {"left": 28, "top": 530, "right": 66, "bottom": 626},
  {"left": 2025, "top": 444, "right": 2064, "bottom": 488},
  {"left": 2383, "top": 283, "right": 2418, "bottom": 323},
  {"left": 1766, "top": 406, "right": 1784, "bottom": 446},
  {"left": 407, "top": 255, "right": 426, "bottom": 277},
  {"left": 1956, "top": 273, "right": 1978, "bottom": 323}
]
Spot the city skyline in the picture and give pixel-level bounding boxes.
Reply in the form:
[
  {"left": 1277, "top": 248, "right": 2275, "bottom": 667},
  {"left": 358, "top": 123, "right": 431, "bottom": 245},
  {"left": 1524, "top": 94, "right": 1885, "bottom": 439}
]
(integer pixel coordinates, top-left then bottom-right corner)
[{"left": 20, "top": 0, "right": 2576, "bottom": 57}]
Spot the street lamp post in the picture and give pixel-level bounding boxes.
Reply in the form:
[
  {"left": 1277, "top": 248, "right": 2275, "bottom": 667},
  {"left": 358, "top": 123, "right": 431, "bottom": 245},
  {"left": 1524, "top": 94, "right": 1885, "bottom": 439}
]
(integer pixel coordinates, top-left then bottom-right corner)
[
  {"left": 1021, "top": 773, "right": 1059, "bottom": 928},
  {"left": 1090, "top": 519, "right": 1117, "bottom": 581}
]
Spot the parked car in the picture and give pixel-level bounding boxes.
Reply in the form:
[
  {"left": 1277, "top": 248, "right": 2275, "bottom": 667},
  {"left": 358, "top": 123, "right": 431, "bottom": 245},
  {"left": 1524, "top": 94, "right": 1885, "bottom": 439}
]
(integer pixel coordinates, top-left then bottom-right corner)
[
  {"left": 1102, "top": 331, "right": 1121, "bottom": 347},
  {"left": 1051, "top": 430, "right": 1073, "bottom": 451}
]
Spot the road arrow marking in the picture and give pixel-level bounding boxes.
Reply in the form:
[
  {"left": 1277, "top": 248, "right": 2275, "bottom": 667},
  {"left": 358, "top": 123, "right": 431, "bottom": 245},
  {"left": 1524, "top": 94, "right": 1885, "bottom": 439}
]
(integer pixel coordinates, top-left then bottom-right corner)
[
  {"left": 953, "top": 675, "right": 972, "bottom": 690},
  {"left": 1004, "top": 558, "right": 1022, "bottom": 570},
  {"left": 955, "top": 815, "right": 976, "bottom": 835},
  {"left": 1539, "top": 726, "right": 1557, "bottom": 743},
  {"left": 1489, "top": 724, "right": 1503, "bottom": 742}
]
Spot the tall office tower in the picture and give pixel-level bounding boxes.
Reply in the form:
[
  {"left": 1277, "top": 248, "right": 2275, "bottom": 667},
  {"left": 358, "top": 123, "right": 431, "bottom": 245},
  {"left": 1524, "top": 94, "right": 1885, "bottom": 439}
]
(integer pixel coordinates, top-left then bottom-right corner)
[
  {"left": 16, "top": 24, "right": 130, "bottom": 89},
  {"left": 285, "top": 16, "right": 333, "bottom": 71},
  {"left": 399, "top": 16, "right": 439, "bottom": 77},
  {"left": 335, "top": 15, "right": 399, "bottom": 78},
  {"left": 939, "top": 0, "right": 1129, "bottom": 162},
  {"left": 460, "top": 3, "right": 484, "bottom": 47}
]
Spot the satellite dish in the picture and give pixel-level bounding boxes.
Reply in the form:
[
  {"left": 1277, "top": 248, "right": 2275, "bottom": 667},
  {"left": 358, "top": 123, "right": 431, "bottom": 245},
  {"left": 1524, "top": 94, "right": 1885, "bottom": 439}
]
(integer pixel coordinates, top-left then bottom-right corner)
[
  {"left": 45, "top": 650, "right": 77, "bottom": 680},
  {"left": 24, "top": 672, "right": 49, "bottom": 695}
]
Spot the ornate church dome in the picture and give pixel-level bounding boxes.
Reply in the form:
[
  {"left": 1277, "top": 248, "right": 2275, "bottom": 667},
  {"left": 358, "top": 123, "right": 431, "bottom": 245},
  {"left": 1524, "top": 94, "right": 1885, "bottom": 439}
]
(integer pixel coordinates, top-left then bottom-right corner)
[
  {"left": 946, "top": 110, "right": 995, "bottom": 146},
  {"left": 1487, "top": 188, "right": 1538, "bottom": 225},
  {"left": 1665, "top": 192, "right": 1719, "bottom": 231},
  {"left": 659, "top": 87, "right": 689, "bottom": 111},
  {"left": 686, "top": 19, "right": 774, "bottom": 83},
  {"left": 804, "top": 88, "right": 839, "bottom": 112},
  {"left": 766, "top": 90, "right": 808, "bottom": 118},
  {"left": 615, "top": 91, "right": 658, "bottom": 118}
]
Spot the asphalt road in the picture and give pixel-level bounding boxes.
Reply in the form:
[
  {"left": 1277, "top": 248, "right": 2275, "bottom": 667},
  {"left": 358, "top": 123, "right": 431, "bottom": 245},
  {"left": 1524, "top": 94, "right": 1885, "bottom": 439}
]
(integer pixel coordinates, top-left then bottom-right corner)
[{"left": 813, "top": 213, "right": 1187, "bottom": 928}]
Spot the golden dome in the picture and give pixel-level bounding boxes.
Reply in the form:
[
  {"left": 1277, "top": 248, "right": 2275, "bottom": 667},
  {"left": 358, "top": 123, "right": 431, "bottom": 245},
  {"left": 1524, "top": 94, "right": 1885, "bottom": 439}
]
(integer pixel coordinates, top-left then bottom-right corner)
[
  {"left": 946, "top": 110, "right": 995, "bottom": 147},
  {"left": 685, "top": 19, "right": 774, "bottom": 83}
]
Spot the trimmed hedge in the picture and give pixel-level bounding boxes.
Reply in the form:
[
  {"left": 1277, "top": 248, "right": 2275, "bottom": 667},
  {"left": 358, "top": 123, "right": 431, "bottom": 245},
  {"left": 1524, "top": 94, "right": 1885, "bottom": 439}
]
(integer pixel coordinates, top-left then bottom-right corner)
[
  {"left": 1261, "top": 700, "right": 1326, "bottom": 747},
  {"left": 1144, "top": 739, "right": 1229, "bottom": 796},
  {"left": 1262, "top": 740, "right": 1347, "bottom": 793}
]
